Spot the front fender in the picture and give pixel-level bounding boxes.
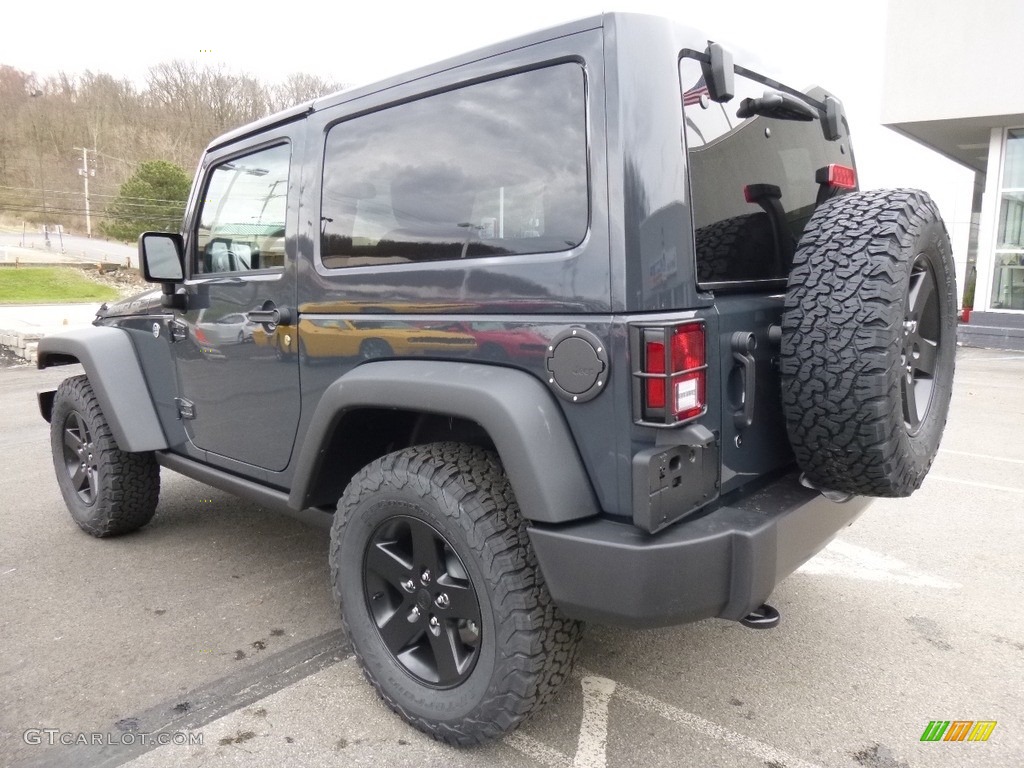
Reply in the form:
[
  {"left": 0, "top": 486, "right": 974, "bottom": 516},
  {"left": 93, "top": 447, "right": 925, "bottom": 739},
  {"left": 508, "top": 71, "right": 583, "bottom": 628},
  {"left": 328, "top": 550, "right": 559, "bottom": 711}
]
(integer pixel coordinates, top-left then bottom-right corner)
[
  {"left": 37, "top": 327, "right": 168, "bottom": 453},
  {"left": 290, "top": 361, "right": 600, "bottom": 524}
]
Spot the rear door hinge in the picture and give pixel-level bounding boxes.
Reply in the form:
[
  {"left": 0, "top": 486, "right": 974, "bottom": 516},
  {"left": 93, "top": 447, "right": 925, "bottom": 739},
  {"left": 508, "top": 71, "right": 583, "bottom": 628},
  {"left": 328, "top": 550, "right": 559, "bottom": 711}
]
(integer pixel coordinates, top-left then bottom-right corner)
[{"left": 175, "top": 397, "right": 195, "bottom": 420}]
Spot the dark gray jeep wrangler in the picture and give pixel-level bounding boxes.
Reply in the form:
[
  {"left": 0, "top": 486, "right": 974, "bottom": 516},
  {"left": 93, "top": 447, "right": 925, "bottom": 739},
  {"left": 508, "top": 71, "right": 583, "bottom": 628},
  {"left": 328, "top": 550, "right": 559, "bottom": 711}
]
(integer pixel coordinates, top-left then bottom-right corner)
[{"left": 37, "top": 13, "right": 956, "bottom": 745}]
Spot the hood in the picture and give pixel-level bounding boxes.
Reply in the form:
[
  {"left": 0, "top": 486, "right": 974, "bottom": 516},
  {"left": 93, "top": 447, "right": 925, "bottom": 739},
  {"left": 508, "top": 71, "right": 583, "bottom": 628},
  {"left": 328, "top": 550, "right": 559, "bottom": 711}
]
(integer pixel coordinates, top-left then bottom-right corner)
[{"left": 96, "top": 288, "right": 163, "bottom": 319}]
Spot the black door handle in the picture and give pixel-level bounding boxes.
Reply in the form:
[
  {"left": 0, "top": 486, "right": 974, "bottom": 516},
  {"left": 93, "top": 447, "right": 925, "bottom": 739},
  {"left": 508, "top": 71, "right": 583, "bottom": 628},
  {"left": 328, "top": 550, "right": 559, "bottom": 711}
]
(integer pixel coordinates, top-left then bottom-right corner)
[{"left": 246, "top": 302, "right": 295, "bottom": 328}]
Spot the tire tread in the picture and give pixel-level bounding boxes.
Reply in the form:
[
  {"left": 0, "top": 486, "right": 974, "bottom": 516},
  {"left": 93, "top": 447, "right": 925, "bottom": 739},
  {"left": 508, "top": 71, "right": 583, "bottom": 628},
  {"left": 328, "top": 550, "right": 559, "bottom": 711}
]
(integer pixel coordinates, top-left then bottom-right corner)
[
  {"left": 780, "top": 189, "right": 955, "bottom": 496},
  {"left": 329, "top": 442, "right": 581, "bottom": 746},
  {"left": 51, "top": 375, "right": 160, "bottom": 536}
]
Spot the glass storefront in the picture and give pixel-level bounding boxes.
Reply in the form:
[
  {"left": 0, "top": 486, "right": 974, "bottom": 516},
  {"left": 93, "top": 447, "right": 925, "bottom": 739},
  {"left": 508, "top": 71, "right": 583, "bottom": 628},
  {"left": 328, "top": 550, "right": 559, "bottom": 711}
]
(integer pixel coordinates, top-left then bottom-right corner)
[{"left": 990, "top": 128, "right": 1024, "bottom": 311}]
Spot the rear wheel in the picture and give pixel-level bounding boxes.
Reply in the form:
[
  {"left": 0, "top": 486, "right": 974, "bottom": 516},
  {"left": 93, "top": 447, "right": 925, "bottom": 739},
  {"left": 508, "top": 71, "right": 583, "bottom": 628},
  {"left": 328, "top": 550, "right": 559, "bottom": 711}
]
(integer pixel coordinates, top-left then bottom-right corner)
[
  {"left": 50, "top": 375, "right": 160, "bottom": 536},
  {"left": 781, "top": 189, "right": 956, "bottom": 496},
  {"left": 330, "top": 442, "right": 581, "bottom": 745}
]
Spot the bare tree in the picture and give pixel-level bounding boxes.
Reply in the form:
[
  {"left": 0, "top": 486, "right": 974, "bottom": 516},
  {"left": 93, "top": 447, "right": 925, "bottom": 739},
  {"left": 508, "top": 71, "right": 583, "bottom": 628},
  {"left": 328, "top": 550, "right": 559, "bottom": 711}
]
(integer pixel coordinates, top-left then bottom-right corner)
[
  {"left": 271, "top": 73, "right": 346, "bottom": 111},
  {"left": 0, "top": 60, "right": 346, "bottom": 232}
]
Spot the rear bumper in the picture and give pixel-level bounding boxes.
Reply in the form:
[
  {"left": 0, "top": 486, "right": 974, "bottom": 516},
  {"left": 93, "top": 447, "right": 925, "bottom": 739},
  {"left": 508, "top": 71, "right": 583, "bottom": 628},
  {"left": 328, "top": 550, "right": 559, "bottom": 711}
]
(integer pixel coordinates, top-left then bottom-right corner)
[{"left": 528, "top": 471, "right": 869, "bottom": 627}]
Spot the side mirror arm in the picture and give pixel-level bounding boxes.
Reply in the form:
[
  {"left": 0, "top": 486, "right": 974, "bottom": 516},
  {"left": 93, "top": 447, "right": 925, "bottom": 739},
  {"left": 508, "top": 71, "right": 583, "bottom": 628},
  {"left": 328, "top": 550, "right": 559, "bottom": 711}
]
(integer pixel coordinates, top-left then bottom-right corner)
[{"left": 160, "top": 283, "right": 187, "bottom": 311}]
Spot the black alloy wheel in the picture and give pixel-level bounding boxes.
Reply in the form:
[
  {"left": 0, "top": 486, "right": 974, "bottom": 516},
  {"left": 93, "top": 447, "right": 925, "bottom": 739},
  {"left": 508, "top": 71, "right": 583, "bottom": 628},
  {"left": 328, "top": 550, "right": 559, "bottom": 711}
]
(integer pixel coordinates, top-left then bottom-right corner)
[
  {"left": 901, "top": 254, "right": 940, "bottom": 434},
  {"left": 363, "top": 515, "right": 481, "bottom": 688},
  {"left": 61, "top": 411, "right": 99, "bottom": 505}
]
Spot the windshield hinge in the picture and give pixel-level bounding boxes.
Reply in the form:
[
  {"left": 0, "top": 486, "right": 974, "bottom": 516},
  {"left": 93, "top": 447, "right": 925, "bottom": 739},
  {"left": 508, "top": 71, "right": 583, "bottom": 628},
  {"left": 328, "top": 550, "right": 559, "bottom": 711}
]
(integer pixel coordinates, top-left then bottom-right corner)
[{"left": 175, "top": 397, "right": 195, "bottom": 420}]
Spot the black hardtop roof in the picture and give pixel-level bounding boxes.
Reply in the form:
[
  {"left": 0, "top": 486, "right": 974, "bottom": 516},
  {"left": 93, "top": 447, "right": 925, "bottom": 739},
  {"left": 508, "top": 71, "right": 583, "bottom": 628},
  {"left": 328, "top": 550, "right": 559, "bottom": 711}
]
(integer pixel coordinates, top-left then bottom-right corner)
[{"left": 205, "top": 12, "right": 711, "bottom": 153}]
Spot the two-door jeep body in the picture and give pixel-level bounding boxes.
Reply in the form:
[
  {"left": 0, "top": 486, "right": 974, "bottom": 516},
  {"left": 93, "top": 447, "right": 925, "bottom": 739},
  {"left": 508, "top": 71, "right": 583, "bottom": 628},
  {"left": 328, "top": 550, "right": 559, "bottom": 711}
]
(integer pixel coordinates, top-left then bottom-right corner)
[{"left": 38, "top": 13, "right": 956, "bottom": 744}]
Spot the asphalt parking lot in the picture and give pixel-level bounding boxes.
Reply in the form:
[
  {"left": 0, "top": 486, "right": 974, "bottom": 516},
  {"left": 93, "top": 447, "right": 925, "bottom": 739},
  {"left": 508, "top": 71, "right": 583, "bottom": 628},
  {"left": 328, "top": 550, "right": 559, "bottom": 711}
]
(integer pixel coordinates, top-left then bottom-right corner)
[{"left": 1, "top": 348, "right": 1022, "bottom": 768}]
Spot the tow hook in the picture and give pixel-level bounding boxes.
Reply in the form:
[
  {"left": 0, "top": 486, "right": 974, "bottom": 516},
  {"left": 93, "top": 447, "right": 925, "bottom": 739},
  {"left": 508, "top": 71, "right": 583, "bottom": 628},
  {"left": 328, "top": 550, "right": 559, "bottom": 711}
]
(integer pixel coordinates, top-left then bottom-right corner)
[{"left": 740, "top": 603, "right": 780, "bottom": 629}]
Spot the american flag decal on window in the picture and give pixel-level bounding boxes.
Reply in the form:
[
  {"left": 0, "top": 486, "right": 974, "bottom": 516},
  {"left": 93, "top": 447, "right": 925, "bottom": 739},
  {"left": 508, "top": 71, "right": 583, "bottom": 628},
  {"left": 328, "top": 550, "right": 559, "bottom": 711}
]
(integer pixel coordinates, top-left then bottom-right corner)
[{"left": 683, "top": 75, "right": 710, "bottom": 107}]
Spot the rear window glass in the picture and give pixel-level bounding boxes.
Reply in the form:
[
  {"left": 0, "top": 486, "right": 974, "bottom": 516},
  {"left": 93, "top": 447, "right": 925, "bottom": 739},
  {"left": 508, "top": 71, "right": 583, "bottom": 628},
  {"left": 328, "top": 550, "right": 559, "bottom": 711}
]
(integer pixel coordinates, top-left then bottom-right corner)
[
  {"left": 680, "top": 55, "right": 849, "bottom": 286},
  {"left": 320, "top": 63, "right": 588, "bottom": 269}
]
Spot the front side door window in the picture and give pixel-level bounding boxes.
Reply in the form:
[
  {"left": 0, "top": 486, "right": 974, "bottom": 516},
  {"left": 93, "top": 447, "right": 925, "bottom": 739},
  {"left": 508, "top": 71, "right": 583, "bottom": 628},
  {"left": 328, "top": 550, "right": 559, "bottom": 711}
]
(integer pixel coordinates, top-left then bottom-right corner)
[{"left": 197, "top": 144, "right": 290, "bottom": 274}]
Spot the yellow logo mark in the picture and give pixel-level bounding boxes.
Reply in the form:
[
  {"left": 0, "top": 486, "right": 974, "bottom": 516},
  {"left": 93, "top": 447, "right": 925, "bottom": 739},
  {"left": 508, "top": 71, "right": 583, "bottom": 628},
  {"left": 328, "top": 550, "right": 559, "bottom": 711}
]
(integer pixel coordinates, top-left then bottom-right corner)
[{"left": 967, "top": 721, "right": 997, "bottom": 742}]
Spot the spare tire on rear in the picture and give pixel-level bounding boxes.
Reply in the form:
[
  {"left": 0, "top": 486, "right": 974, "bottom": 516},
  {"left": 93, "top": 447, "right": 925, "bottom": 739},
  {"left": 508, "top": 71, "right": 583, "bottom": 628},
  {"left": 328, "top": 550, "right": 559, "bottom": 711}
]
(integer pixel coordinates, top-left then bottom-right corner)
[{"left": 780, "top": 189, "right": 956, "bottom": 497}]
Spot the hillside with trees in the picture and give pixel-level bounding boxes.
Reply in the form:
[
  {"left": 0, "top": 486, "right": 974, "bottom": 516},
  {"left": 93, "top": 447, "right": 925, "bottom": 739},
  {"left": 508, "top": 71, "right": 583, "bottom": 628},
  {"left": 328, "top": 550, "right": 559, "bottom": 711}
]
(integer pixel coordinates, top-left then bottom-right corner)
[{"left": 0, "top": 63, "right": 343, "bottom": 240}]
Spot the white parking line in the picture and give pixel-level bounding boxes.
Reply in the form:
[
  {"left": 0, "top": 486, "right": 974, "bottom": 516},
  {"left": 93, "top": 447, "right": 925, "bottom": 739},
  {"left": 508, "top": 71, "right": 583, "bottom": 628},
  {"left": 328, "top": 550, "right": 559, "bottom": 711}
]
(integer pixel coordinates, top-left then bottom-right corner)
[
  {"left": 938, "top": 449, "right": 1024, "bottom": 465},
  {"left": 573, "top": 676, "right": 616, "bottom": 768},
  {"left": 796, "top": 540, "right": 960, "bottom": 589},
  {"left": 595, "top": 673, "right": 825, "bottom": 768},
  {"left": 505, "top": 673, "right": 824, "bottom": 768},
  {"left": 927, "top": 474, "right": 1024, "bottom": 495}
]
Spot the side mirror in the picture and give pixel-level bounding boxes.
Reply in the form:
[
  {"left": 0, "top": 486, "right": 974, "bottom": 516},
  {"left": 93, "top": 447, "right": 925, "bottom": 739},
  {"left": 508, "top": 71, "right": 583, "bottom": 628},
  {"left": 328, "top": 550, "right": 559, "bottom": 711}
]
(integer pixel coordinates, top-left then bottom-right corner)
[
  {"left": 138, "top": 232, "right": 186, "bottom": 310},
  {"left": 139, "top": 232, "right": 184, "bottom": 281}
]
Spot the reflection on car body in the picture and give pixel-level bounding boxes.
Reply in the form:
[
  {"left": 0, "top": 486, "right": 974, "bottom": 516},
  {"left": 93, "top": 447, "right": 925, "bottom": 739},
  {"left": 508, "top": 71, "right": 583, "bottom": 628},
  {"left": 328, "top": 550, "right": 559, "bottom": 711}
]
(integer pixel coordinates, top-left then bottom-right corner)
[
  {"left": 442, "top": 321, "right": 550, "bottom": 362},
  {"left": 194, "top": 312, "right": 257, "bottom": 347},
  {"left": 256, "top": 318, "right": 478, "bottom": 360}
]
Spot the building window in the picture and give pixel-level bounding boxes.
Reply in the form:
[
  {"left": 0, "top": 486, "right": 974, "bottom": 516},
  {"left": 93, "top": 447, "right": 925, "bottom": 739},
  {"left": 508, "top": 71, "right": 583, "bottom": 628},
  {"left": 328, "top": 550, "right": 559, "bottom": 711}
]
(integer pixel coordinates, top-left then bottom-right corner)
[
  {"left": 319, "top": 64, "right": 588, "bottom": 269},
  {"left": 990, "top": 128, "right": 1024, "bottom": 310}
]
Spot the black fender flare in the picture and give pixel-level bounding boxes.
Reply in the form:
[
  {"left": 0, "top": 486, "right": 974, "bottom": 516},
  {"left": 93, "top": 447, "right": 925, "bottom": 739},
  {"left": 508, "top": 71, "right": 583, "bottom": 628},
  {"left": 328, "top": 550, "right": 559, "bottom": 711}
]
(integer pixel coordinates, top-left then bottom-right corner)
[
  {"left": 37, "top": 327, "right": 168, "bottom": 453},
  {"left": 289, "top": 361, "right": 601, "bottom": 524}
]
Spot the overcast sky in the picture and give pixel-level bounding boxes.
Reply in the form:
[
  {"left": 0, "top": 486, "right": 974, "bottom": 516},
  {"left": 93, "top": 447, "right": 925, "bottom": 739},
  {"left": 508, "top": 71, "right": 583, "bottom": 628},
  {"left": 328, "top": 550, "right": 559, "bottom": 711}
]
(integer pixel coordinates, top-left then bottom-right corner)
[{"left": 5, "top": 0, "right": 974, "bottom": 236}]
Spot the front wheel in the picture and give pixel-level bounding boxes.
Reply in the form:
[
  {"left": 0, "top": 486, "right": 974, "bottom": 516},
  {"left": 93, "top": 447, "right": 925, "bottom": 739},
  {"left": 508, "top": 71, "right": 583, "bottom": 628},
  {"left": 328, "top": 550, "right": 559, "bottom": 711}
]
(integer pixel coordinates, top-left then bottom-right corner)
[
  {"left": 329, "top": 442, "right": 581, "bottom": 745},
  {"left": 50, "top": 375, "right": 160, "bottom": 536}
]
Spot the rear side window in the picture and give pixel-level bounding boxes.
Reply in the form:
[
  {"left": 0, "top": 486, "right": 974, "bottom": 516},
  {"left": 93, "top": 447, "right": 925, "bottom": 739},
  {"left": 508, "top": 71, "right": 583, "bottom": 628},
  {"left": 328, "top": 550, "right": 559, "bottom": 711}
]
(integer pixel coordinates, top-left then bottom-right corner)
[
  {"left": 680, "top": 55, "right": 848, "bottom": 286},
  {"left": 320, "top": 63, "right": 588, "bottom": 269}
]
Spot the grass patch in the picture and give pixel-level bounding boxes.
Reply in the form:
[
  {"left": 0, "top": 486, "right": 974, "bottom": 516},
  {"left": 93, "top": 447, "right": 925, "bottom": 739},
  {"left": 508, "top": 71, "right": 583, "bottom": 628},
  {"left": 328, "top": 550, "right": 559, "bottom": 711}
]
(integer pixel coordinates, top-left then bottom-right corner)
[{"left": 0, "top": 267, "right": 119, "bottom": 304}]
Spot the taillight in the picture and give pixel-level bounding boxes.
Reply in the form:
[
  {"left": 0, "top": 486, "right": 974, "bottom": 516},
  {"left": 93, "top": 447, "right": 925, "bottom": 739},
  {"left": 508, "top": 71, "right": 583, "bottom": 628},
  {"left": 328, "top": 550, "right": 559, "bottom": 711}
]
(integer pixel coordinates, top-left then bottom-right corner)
[
  {"left": 816, "top": 163, "right": 857, "bottom": 190},
  {"left": 645, "top": 340, "right": 666, "bottom": 408},
  {"left": 637, "top": 322, "right": 707, "bottom": 425}
]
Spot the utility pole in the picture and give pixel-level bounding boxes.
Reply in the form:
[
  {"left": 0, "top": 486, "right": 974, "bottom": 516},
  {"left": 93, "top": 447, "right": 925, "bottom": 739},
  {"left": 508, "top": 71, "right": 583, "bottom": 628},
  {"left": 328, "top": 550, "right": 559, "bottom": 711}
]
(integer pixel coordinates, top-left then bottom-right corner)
[{"left": 74, "top": 146, "right": 95, "bottom": 237}]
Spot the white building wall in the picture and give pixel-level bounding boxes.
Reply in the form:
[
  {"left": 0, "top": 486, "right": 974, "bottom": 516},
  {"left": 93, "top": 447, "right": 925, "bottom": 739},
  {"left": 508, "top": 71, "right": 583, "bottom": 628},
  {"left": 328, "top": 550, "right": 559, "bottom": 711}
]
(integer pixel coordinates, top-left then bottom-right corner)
[{"left": 883, "top": 0, "right": 1024, "bottom": 125}]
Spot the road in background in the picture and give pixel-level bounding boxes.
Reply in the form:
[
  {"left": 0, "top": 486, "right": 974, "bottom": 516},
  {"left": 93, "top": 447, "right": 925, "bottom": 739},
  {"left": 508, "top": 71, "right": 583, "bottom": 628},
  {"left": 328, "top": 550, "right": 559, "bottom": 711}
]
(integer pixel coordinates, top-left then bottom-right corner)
[
  {"left": 2, "top": 349, "right": 1022, "bottom": 767},
  {"left": 0, "top": 231, "right": 135, "bottom": 268}
]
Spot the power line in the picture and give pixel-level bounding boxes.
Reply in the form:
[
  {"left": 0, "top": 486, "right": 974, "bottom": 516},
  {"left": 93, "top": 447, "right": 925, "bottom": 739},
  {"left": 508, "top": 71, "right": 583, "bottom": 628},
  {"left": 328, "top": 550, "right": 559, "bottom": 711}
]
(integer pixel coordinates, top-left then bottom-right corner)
[
  {"left": 0, "top": 184, "right": 188, "bottom": 205},
  {"left": 2, "top": 203, "right": 183, "bottom": 223},
  {"left": 1, "top": 199, "right": 185, "bottom": 213}
]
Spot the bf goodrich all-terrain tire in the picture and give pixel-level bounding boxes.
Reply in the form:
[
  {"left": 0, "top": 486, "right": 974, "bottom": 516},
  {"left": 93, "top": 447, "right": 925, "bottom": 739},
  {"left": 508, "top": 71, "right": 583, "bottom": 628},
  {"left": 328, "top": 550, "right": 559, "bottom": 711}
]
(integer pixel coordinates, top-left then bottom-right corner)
[
  {"left": 781, "top": 189, "right": 956, "bottom": 497},
  {"left": 50, "top": 375, "right": 160, "bottom": 536},
  {"left": 329, "top": 442, "right": 581, "bottom": 745}
]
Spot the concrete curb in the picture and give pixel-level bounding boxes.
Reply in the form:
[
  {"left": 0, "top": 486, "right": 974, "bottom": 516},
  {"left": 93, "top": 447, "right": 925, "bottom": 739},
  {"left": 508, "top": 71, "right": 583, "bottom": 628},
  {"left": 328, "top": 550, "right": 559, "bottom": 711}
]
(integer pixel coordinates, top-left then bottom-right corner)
[
  {"left": 0, "top": 329, "right": 40, "bottom": 363},
  {"left": 0, "top": 303, "right": 105, "bottom": 363}
]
